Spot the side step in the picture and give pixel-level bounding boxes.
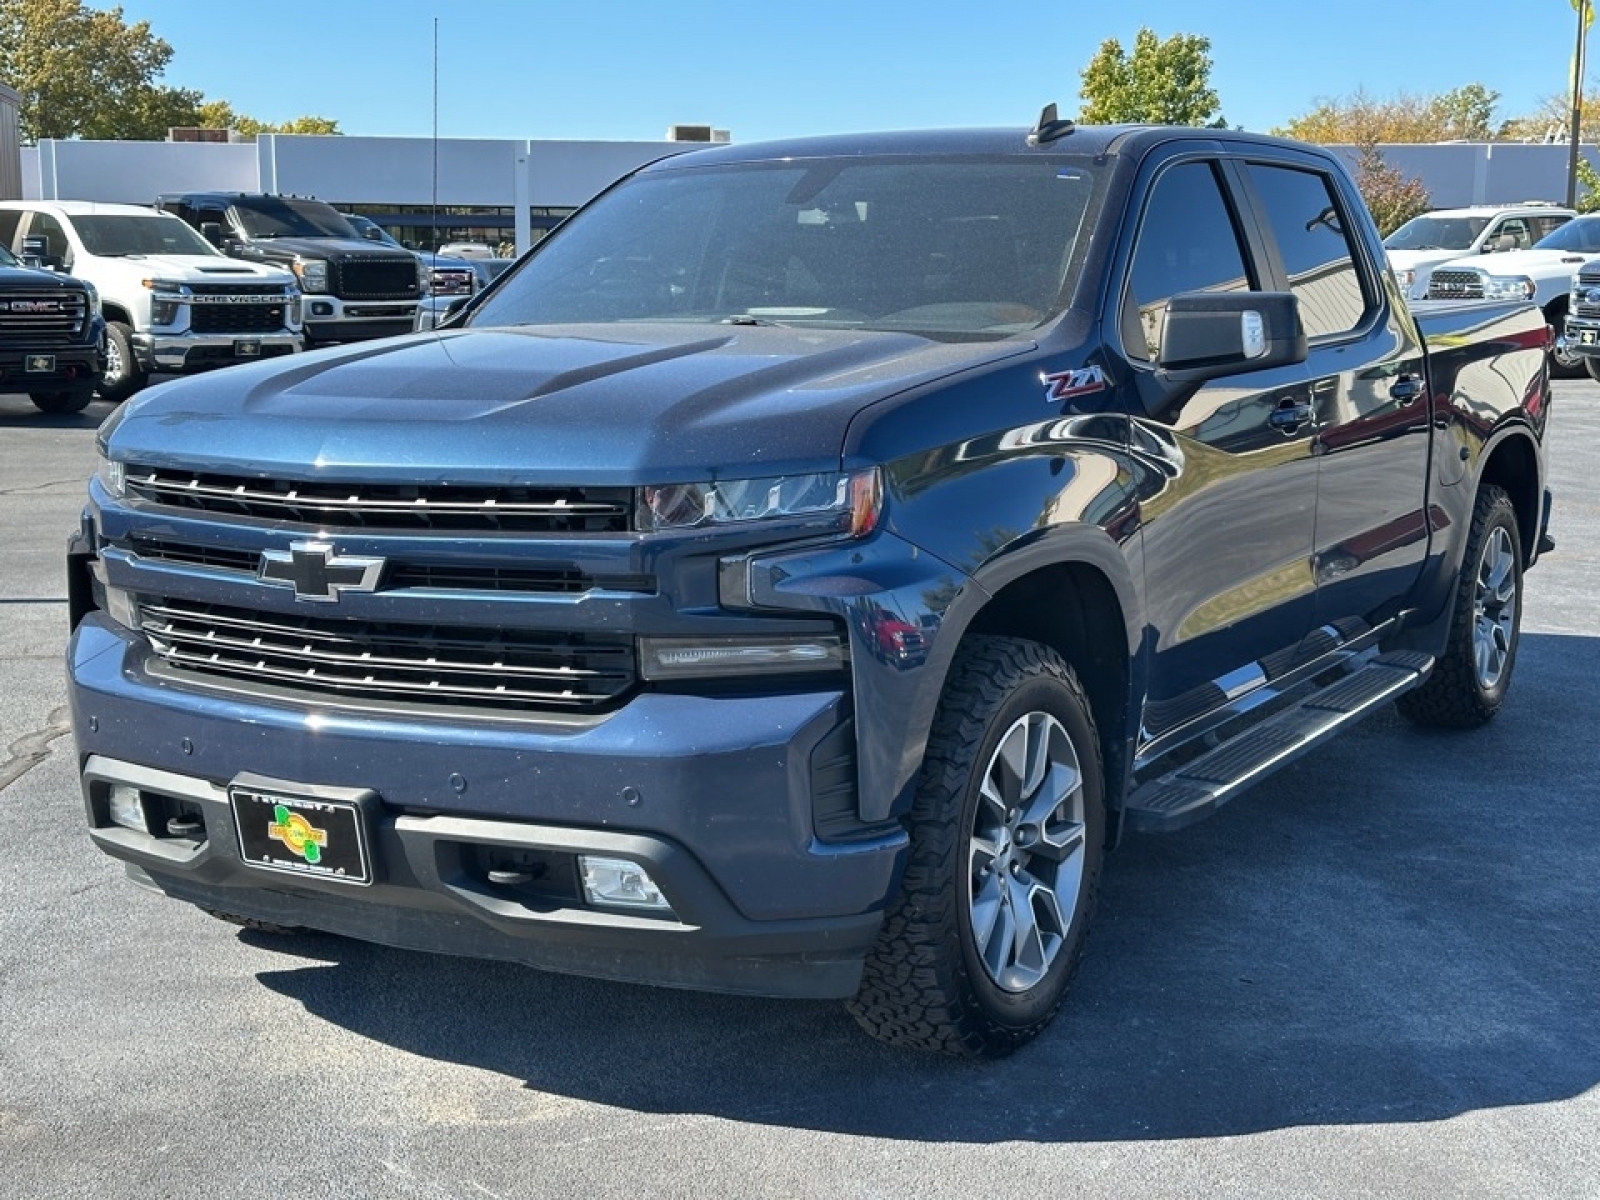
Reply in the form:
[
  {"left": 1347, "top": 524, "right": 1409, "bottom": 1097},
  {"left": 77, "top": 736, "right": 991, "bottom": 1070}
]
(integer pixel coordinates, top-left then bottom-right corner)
[{"left": 1123, "top": 650, "right": 1434, "bottom": 833}]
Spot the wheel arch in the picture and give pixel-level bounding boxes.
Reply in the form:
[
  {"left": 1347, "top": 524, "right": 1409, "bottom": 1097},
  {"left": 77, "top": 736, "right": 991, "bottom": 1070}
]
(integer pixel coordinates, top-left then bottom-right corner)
[
  {"left": 101, "top": 302, "right": 134, "bottom": 327},
  {"left": 1476, "top": 427, "right": 1542, "bottom": 565},
  {"left": 930, "top": 531, "right": 1141, "bottom": 812}
]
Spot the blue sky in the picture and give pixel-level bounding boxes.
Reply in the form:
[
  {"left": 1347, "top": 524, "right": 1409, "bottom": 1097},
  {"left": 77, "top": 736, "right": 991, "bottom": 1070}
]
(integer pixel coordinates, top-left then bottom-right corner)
[{"left": 113, "top": 0, "right": 1585, "bottom": 143}]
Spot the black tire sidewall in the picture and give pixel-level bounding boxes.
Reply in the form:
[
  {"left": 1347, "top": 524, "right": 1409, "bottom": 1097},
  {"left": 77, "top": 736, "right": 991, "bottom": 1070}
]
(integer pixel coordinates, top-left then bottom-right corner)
[
  {"left": 97, "top": 322, "right": 146, "bottom": 402},
  {"left": 952, "top": 669, "right": 1105, "bottom": 1031},
  {"left": 29, "top": 387, "right": 94, "bottom": 414}
]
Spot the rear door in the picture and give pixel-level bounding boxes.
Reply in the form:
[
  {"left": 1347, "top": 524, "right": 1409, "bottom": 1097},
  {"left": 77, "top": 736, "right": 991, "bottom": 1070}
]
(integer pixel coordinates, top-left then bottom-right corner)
[{"left": 1233, "top": 156, "right": 1431, "bottom": 640}]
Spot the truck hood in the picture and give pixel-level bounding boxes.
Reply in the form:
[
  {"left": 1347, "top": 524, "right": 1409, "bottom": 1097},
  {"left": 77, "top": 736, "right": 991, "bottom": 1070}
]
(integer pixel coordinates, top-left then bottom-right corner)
[
  {"left": 105, "top": 324, "right": 1034, "bottom": 483},
  {"left": 0, "top": 264, "right": 88, "bottom": 288},
  {"left": 1386, "top": 247, "right": 1475, "bottom": 271},
  {"left": 94, "top": 254, "right": 293, "bottom": 283},
  {"left": 246, "top": 236, "right": 416, "bottom": 263},
  {"left": 1434, "top": 247, "right": 1596, "bottom": 280}
]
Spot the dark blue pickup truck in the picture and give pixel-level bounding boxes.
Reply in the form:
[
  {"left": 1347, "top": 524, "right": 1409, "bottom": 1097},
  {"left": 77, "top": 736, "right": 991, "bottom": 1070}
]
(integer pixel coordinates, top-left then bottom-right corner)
[{"left": 67, "top": 117, "right": 1553, "bottom": 1057}]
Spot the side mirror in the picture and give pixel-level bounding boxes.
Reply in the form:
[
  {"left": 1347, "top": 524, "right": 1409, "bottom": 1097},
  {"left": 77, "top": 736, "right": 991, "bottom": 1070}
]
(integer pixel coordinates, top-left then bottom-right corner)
[
  {"left": 1158, "top": 291, "right": 1307, "bottom": 383},
  {"left": 19, "top": 234, "right": 48, "bottom": 267},
  {"left": 401, "top": 239, "right": 416, "bottom": 250},
  {"left": 360, "top": 226, "right": 383, "bottom": 241},
  {"left": 199, "top": 221, "right": 226, "bottom": 248}
]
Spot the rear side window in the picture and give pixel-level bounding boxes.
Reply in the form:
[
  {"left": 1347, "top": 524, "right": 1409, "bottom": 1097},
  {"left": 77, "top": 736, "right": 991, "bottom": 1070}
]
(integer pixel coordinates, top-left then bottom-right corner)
[
  {"left": 1123, "top": 161, "right": 1253, "bottom": 360},
  {"left": 1245, "top": 164, "right": 1369, "bottom": 340}
]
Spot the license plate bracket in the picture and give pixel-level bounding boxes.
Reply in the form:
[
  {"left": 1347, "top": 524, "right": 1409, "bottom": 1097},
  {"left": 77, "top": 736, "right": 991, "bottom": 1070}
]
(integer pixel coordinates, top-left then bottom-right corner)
[
  {"left": 24, "top": 353, "right": 55, "bottom": 373},
  {"left": 234, "top": 339, "right": 262, "bottom": 357},
  {"left": 229, "top": 778, "right": 376, "bottom": 885}
]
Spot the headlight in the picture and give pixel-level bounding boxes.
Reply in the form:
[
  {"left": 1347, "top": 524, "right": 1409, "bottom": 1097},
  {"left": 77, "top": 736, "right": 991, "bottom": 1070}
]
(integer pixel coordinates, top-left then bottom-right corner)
[
  {"left": 82, "top": 280, "right": 102, "bottom": 318},
  {"left": 97, "top": 451, "right": 126, "bottom": 499},
  {"left": 1393, "top": 267, "right": 1415, "bottom": 291},
  {"left": 637, "top": 467, "right": 882, "bottom": 535},
  {"left": 1481, "top": 274, "right": 1536, "bottom": 301},
  {"left": 417, "top": 260, "right": 430, "bottom": 294},
  {"left": 293, "top": 259, "right": 329, "bottom": 293}
]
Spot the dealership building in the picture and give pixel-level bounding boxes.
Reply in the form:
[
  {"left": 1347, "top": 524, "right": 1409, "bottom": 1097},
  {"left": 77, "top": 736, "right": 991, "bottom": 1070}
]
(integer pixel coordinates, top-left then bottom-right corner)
[
  {"left": 17, "top": 130, "right": 719, "bottom": 253},
  {"left": 13, "top": 128, "right": 1600, "bottom": 251}
]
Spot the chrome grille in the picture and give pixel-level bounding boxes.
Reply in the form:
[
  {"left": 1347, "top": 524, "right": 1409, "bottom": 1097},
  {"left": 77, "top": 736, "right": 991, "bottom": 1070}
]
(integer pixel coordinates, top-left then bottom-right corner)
[
  {"left": 1573, "top": 272, "right": 1600, "bottom": 318},
  {"left": 123, "top": 467, "right": 633, "bottom": 533},
  {"left": 331, "top": 256, "right": 421, "bottom": 300},
  {"left": 139, "top": 599, "right": 636, "bottom": 711},
  {"left": 0, "top": 290, "right": 88, "bottom": 346},
  {"left": 124, "top": 535, "right": 654, "bottom": 594},
  {"left": 1427, "top": 270, "right": 1484, "bottom": 300},
  {"left": 191, "top": 283, "right": 290, "bottom": 297}
]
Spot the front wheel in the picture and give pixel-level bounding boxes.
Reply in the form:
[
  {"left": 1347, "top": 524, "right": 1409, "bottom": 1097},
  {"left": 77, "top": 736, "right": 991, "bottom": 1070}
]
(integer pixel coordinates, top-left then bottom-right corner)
[
  {"left": 29, "top": 387, "right": 93, "bottom": 414},
  {"left": 1548, "top": 302, "right": 1586, "bottom": 379},
  {"left": 96, "top": 321, "right": 148, "bottom": 403},
  {"left": 847, "top": 636, "right": 1105, "bottom": 1057},
  {"left": 1397, "top": 485, "right": 1522, "bottom": 728},
  {"left": 1585, "top": 356, "right": 1600, "bottom": 383}
]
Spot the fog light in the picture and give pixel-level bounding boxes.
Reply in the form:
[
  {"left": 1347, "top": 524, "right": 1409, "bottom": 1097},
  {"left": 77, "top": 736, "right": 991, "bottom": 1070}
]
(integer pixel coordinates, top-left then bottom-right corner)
[
  {"left": 108, "top": 784, "right": 146, "bottom": 833},
  {"left": 310, "top": 301, "right": 334, "bottom": 317},
  {"left": 578, "top": 855, "right": 673, "bottom": 913}
]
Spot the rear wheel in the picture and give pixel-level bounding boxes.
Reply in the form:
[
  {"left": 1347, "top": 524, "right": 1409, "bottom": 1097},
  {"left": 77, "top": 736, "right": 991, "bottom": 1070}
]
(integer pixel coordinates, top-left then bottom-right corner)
[
  {"left": 847, "top": 636, "right": 1105, "bottom": 1057},
  {"left": 96, "top": 321, "right": 147, "bottom": 402},
  {"left": 1397, "top": 485, "right": 1522, "bottom": 728},
  {"left": 29, "top": 387, "right": 93, "bottom": 414}
]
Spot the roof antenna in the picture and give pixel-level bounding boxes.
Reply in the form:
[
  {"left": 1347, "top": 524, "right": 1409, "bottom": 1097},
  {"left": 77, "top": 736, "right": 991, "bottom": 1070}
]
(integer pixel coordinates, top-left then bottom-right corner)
[{"left": 1028, "top": 103, "right": 1076, "bottom": 146}]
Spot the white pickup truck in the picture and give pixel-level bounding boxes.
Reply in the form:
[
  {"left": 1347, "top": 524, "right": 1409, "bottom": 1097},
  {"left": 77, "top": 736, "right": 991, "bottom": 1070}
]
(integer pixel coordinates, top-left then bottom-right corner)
[
  {"left": 1424, "top": 211, "right": 1600, "bottom": 377},
  {"left": 1385, "top": 203, "right": 1574, "bottom": 301},
  {"left": 0, "top": 201, "right": 302, "bottom": 401}
]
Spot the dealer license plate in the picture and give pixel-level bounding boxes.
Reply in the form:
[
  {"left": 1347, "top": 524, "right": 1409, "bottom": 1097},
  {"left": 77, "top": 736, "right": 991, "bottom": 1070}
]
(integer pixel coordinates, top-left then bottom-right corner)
[
  {"left": 24, "top": 354, "right": 55, "bottom": 373},
  {"left": 234, "top": 340, "right": 261, "bottom": 357},
  {"left": 1580, "top": 330, "right": 1597, "bottom": 346},
  {"left": 230, "top": 785, "right": 373, "bottom": 885}
]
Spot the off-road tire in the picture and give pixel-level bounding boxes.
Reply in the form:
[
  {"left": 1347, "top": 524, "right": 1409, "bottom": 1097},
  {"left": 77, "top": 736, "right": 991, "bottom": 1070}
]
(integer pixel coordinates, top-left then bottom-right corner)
[
  {"left": 96, "top": 321, "right": 147, "bottom": 403},
  {"left": 1397, "top": 485, "right": 1522, "bottom": 728},
  {"left": 1585, "top": 356, "right": 1600, "bottom": 384},
  {"left": 29, "top": 387, "right": 94, "bottom": 414},
  {"left": 847, "top": 635, "right": 1105, "bottom": 1058}
]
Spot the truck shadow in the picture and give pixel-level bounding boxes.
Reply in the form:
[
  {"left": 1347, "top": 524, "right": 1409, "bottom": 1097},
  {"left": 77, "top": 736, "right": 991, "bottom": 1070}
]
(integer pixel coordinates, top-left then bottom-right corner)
[
  {"left": 251, "top": 630, "right": 1600, "bottom": 1143},
  {"left": 0, "top": 397, "right": 119, "bottom": 428}
]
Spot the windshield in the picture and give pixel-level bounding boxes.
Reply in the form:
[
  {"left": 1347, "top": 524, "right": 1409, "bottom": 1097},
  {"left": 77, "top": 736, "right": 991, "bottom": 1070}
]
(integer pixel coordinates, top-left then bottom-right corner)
[
  {"left": 347, "top": 215, "right": 402, "bottom": 248},
  {"left": 0, "top": 243, "right": 17, "bottom": 267},
  {"left": 467, "top": 156, "right": 1101, "bottom": 339},
  {"left": 74, "top": 215, "right": 220, "bottom": 257},
  {"left": 231, "top": 196, "right": 358, "bottom": 240},
  {"left": 1533, "top": 216, "right": 1600, "bottom": 252},
  {"left": 1383, "top": 214, "right": 1489, "bottom": 251}
]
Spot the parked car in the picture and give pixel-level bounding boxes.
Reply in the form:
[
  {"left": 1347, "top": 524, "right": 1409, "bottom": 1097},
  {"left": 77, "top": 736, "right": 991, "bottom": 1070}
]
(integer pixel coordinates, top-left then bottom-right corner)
[
  {"left": 70, "top": 117, "right": 1551, "bottom": 1057},
  {"left": 0, "top": 241, "right": 105, "bottom": 413},
  {"left": 1385, "top": 202, "right": 1574, "bottom": 301},
  {"left": 0, "top": 200, "right": 301, "bottom": 402},
  {"left": 157, "top": 193, "right": 424, "bottom": 346},
  {"left": 1425, "top": 212, "right": 1600, "bottom": 376},
  {"left": 1555, "top": 261, "right": 1600, "bottom": 380}
]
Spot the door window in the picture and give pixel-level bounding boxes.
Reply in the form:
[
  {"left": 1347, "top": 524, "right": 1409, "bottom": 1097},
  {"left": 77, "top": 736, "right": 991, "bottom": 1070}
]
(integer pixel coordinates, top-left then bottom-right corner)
[
  {"left": 1123, "top": 161, "right": 1253, "bottom": 360},
  {"left": 1244, "top": 164, "right": 1369, "bottom": 339}
]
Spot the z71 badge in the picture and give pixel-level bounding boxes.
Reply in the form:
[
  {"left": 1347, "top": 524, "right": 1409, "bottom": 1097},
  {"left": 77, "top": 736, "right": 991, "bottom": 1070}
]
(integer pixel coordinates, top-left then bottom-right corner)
[{"left": 1042, "top": 365, "right": 1107, "bottom": 403}]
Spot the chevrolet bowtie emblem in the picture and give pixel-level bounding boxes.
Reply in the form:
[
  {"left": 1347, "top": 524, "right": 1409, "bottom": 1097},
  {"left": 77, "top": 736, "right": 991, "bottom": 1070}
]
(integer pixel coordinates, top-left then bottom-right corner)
[{"left": 259, "top": 541, "right": 384, "bottom": 602}]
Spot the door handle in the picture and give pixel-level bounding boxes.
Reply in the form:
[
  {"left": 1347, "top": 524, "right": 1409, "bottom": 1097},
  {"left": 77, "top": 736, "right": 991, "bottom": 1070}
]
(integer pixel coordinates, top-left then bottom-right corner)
[
  {"left": 1268, "top": 397, "right": 1313, "bottom": 434},
  {"left": 1390, "top": 373, "right": 1425, "bottom": 405}
]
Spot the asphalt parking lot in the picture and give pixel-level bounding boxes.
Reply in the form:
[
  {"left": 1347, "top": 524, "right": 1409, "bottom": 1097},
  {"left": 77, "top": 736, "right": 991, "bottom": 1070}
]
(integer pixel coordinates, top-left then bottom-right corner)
[{"left": 1, "top": 382, "right": 1596, "bottom": 1200}]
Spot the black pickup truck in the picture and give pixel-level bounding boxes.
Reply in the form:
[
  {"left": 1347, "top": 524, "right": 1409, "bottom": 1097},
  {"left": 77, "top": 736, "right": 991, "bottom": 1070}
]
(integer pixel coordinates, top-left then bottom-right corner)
[
  {"left": 0, "top": 243, "right": 104, "bottom": 413},
  {"left": 70, "top": 117, "right": 1552, "bottom": 1057},
  {"left": 157, "top": 192, "right": 424, "bottom": 345}
]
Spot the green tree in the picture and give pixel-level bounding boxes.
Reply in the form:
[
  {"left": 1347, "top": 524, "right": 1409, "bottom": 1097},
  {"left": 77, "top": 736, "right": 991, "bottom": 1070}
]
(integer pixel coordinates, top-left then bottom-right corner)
[
  {"left": 1078, "top": 28, "right": 1224, "bottom": 126},
  {"left": 1575, "top": 157, "right": 1600, "bottom": 213},
  {"left": 0, "top": 0, "right": 339, "bottom": 141},
  {"left": 1353, "top": 142, "right": 1431, "bottom": 235}
]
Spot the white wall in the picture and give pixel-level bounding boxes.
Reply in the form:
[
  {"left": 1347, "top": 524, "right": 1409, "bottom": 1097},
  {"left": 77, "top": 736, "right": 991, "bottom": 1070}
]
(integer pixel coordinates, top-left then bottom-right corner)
[{"left": 25, "top": 138, "right": 259, "bottom": 205}]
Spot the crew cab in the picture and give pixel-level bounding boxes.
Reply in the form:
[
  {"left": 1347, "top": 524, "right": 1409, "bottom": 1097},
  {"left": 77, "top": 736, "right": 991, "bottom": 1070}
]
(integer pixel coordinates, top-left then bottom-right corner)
[
  {"left": 0, "top": 241, "right": 105, "bottom": 413},
  {"left": 157, "top": 193, "right": 424, "bottom": 345},
  {"left": 1385, "top": 202, "right": 1573, "bottom": 300},
  {"left": 69, "top": 119, "right": 1552, "bottom": 1057},
  {"left": 1426, "top": 212, "right": 1600, "bottom": 376},
  {"left": 0, "top": 201, "right": 301, "bottom": 402}
]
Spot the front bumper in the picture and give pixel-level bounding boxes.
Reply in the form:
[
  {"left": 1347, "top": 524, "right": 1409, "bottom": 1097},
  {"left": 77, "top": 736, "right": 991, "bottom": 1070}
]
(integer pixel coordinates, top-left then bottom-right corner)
[
  {"left": 132, "top": 331, "right": 302, "bottom": 373},
  {"left": 69, "top": 615, "right": 906, "bottom": 999},
  {"left": 0, "top": 344, "right": 104, "bottom": 392},
  {"left": 303, "top": 294, "right": 419, "bottom": 342},
  {"left": 1561, "top": 312, "right": 1600, "bottom": 359}
]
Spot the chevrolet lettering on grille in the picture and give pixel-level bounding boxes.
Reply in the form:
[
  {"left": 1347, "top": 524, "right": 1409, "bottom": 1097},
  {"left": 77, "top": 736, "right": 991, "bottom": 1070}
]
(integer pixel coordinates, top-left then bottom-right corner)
[{"left": 259, "top": 542, "right": 384, "bottom": 602}]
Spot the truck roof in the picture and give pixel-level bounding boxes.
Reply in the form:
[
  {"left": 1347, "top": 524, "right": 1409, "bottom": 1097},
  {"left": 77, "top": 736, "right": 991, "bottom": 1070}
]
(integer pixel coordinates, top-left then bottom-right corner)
[{"left": 0, "top": 200, "right": 169, "bottom": 217}]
